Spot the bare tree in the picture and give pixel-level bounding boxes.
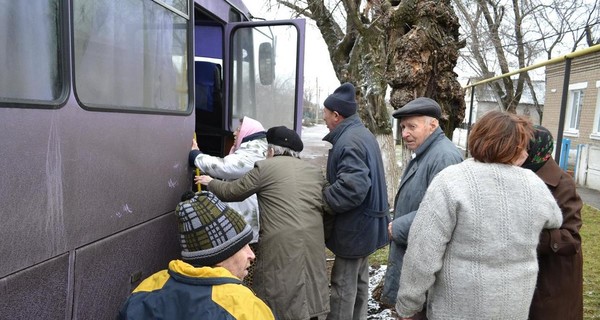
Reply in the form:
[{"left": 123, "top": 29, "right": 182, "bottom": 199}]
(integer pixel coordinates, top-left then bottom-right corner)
[
  {"left": 265, "top": 0, "right": 466, "bottom": 204},
  {"left": 456, "top": 0, "right": 600, "bottom": 119},
  {"left": 536, "top": 0, "right": 599, "bottom": 55}
]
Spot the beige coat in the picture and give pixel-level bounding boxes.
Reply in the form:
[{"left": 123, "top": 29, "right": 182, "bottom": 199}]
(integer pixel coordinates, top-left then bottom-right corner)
[{"left": 208, "top": 155, "right": 329, "bottom": 320}]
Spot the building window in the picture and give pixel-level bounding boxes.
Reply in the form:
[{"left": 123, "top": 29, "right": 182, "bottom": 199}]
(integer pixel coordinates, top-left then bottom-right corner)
[
  {"left": 564, "top": 82, "right": 587, "bottom": 136},
  {"left": 592, "top": 81, "right": 600, "bottom": 140}
]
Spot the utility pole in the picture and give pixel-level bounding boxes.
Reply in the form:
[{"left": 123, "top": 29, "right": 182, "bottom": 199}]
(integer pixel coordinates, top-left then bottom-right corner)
[{"left": 315, "top": 77, "right": 320, "bottom": 124}]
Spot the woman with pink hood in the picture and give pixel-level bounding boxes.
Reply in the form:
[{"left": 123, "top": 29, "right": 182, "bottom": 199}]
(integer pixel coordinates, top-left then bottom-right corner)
[{"left": 189, "top": 116, "right": 267, "bottom": 251}]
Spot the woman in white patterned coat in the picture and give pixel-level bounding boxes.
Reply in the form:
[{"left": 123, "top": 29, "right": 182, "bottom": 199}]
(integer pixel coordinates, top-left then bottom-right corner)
[
  {"left": 189, "top": 116, "right": 267, "bottom": 244},
  {"left": 395, "top": 111, "right": 563, "bottom": 320}
]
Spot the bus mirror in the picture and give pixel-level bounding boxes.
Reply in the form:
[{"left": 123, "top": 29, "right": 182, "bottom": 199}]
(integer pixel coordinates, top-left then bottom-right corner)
[{"left": 258, "top": 42, "right": 274, "bottom": 85}]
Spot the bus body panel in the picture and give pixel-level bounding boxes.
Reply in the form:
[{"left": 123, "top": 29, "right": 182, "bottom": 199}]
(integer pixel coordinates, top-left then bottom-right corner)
[
  {"left": 72, "top": 213, "right": 180, "bottom": 319},
  {"left": 194, "top": 0, "right": 250, "bottom": 22},
  {"left": 0, "top": 254, "right": 70, "bottom": 319},
  {"left": 0, "top": 0, "right": 306, "bottom": 319},
  {"left": 0, "top": 100, "right": 193, "bottom": 279}
]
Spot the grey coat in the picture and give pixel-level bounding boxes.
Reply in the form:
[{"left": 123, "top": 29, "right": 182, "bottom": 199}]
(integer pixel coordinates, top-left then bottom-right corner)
[
  {"left": 381, "top": 127, "right": 463, "bottom": 305},
  {"left": 208, "top": 155, "right": 329, "bottom": 320},
  {"left": 396, "top": 160, "right": 563, "bottom": 319}
]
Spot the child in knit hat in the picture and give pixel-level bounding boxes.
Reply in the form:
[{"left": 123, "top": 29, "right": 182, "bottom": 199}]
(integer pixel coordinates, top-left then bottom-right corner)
[{"left": 118, "top": 191, "right": 274, "bottom": 320}]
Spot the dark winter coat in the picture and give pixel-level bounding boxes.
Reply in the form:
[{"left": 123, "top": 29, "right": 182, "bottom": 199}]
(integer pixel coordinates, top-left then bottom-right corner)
[
  {"left": 322, "top": 114, "right": 389, "bottom": 258},
  {"left": 528, "top": 158, "right": 584, "bottom": 320}
]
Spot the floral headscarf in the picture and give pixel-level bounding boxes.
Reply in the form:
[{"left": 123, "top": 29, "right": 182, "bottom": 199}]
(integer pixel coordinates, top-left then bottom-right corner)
[
  {"left": 229, "top": 116, "right": 265, "bottom": 154},
  {"left": 521, "top": 125, "right": 554, "bottom": 172}
]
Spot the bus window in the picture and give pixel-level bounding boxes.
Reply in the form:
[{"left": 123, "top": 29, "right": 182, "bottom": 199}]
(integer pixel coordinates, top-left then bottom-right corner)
[
  {"left": 73, "top": 0, "right": 189, "bottom": 113},
  {"left": 166, "top": 0, "right": 189, "bottom": 16},
  {"left": 230, "top": 24, "right": 300, "bottom": 130},
  {"left": 0, "top": 1, "right": 62, "bottom": 104}
]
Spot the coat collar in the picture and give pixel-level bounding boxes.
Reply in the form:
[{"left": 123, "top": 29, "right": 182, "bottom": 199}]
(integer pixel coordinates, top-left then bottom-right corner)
[
  {"left": 413, "top": 127, "right": 445, "bottom": 158},
  {"left": 323, "top": 114, "right": 361, "bottom": 144},
  {"left": 533, "top": 158, "right": 562, "bottom": 188},
  {"left": 169, "top": 259, "right": 240, "bottom": 281}
]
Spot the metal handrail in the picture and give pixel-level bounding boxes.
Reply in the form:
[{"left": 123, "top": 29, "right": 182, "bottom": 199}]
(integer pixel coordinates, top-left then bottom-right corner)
[{"left": 462, "top": 43, "right": 600, "bottom": 161}]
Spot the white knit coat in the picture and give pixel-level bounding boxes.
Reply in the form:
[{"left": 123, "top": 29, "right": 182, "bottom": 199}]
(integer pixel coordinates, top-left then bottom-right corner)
[
  {"left": 193, "top": 137, "right": 267, "bottom": 243},
  {"left": 396, "top": 159, "right": 563, "bottom": 319}
]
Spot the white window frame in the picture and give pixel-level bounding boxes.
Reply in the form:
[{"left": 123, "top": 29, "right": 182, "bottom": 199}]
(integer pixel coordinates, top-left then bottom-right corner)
[
  {"left": 591, "top": 81, "right": 600, "bottom": 140},
  {"left": 564, "top": 82, "right": 587, "bottom": 137}
]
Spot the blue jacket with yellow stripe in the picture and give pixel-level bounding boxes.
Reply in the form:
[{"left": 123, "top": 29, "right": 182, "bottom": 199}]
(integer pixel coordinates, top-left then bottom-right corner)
[{"left": 119, "top": 260, "right": 275, "bottom": 320}]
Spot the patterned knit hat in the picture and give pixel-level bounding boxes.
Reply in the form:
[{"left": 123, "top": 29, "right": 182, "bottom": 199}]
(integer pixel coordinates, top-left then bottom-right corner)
[{"left": 175, "top": 191, "right": 253, "bottom": 267}]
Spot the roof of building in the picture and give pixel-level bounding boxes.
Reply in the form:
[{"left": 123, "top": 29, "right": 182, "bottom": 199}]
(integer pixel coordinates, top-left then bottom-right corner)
[{"left": 467, "top": 79, "right": 545, "bottom": 105}]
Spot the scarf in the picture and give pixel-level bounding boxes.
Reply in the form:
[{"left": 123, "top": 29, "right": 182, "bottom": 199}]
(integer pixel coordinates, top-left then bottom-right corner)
[
  {"left": 521, "top": 125, "right": 553, "bottom": 172},
  {"left": 229, "top": 116, "right": 265, "bottom": 154}
]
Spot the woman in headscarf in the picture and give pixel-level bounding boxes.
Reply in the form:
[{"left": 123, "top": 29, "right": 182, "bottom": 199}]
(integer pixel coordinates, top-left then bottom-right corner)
[
  {"left": 522, "top": 125, "right": 584, "bottom": 320},
  {"left": 189, "top": 116, "right": 267, "bottom": 286}
]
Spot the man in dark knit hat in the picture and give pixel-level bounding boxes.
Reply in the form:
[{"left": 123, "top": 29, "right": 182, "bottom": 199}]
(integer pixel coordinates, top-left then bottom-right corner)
[
  {"left": 380, "top": 97, "right": 463, "bottom": 312},
  {"left": 119, "top": 191, "right": 275, "bottom": 320},
  {"left": 321, "top": 82, "right": 390, "bottom": 320},
  {"left": 197, "top": 126, "right": 331, "bottom": 320}
]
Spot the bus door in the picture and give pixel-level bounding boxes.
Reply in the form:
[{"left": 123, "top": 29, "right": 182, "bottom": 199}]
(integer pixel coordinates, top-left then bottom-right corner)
[
  {"left": 225, "top": 19, "right": 306, "bottom": 135},
  {"left": 193, "top": 19, "right": 306, "bottom": 158}
]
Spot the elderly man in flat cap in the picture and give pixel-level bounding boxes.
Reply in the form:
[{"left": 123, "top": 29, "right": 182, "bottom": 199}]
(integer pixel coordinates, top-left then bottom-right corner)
[
  {"left": 197, "top": 126, "right": 330, "bottom": 320},
  {"left": 380, "top": 97, "right": 463, "bottom": 312},
  {"left": 321, "top": 82, "right": 390, "bottom": 320}
]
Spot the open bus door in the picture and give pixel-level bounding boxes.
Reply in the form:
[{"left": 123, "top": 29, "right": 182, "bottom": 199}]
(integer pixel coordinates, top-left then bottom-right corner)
[{"left": 193, "top": 19, "right": 306, "bottom": 159}]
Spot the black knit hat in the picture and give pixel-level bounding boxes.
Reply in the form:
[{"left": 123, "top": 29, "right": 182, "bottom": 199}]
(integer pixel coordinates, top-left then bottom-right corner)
[
  {"left": 392, "top": 97, "right": 442, "bottom": 119},
  {"left": 324, "top": 82, "right": 357, "bottom": 117},
  {"left": 266, "top": 126, "right": 304, "bottom": 152},
  {"left": 175, "top": 191, "right": 253, "bottom": 267}
]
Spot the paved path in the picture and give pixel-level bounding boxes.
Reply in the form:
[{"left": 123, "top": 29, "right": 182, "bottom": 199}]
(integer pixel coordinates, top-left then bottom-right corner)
[{"left": 577, "top": 186, "right": 600, "bottom": 210}]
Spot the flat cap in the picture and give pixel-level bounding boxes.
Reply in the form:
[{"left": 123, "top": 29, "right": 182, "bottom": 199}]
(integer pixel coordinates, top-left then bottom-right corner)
[
  {"left": 266, "top": 126, "right": 304, "bottom": 152},
  {"left": 392, "top": 97, "right": 441, "bottom": 119}
]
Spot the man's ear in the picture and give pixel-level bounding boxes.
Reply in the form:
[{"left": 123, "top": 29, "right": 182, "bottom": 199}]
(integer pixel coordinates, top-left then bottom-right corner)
[{"left": 334, "top": 111, "right": 344, "bottom": 123}]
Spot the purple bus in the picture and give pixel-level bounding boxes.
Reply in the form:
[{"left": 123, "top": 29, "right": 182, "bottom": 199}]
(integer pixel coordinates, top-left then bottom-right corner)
[{"left": 0, "top": 0, "right": 305, "bottom": 318}]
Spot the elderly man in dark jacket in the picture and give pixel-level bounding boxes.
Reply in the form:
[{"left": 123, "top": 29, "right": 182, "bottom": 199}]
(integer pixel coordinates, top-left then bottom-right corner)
[
  {"left": 322, "top": 82, "right": 390, "bottom": 320},
  {"left": 380, "top": 97, "right": 463, "bottom": 308}
]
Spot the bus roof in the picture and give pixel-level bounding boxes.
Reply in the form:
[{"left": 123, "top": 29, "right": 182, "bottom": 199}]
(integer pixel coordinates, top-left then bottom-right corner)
[{"left": 194, "top": 0, "right": 252, "bottom": 22}]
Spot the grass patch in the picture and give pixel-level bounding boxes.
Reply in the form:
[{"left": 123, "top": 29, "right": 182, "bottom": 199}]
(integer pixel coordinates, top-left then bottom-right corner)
[
  {"left": 369, "top": 245, "right": 389, "bottom": 266},
  {"left": 582, "top": 204, "right": 600, "bottom": 319},
  {"left": 366, "top": 204, "right": 600, "bottom": 318}
]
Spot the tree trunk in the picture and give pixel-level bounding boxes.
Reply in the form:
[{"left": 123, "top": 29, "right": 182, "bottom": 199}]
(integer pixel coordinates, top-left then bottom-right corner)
[
  {"left": 276, "top": 0, "right": 465, "bottom": 202},
  {"left": 376, "top": 133, "right": 399, "bottom": 210}
]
